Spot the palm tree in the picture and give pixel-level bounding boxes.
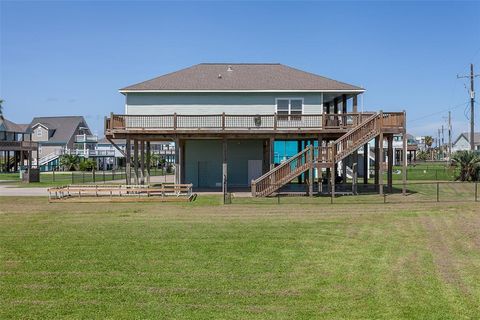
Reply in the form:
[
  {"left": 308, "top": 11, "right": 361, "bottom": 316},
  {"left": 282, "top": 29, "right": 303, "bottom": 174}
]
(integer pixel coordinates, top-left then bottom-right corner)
[
  {"left": 79, "top": 158, "right": 96, "bottom": 171},
  {"left": 451, "top": 151, "right": 480, "bottom": 181},
  {"left": 424, "top": 136, "right": 433, "bottom": 160},
  {"left": 60, "top": 154, "right": 80, "bottom": 171}
]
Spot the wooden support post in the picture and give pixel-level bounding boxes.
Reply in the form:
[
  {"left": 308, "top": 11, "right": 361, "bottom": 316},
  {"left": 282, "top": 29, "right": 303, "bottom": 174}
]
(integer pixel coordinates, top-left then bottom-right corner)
[
  {"left": 174, "top": 137, "right": 181, "bottom": 184},
  {"left": 330, "top": 163, "right": 336, "bottom": 198},
  {"left": 140, "top": 140, "right": 145, "bottom": 185},
  {"left": 126, "top": 138, "right": 131, "bottom": 185},
  {"left": 363, "top": 143, "right": 368, "bottom": 185},
  {"left": 374, "top": 137, "right": 380, "bottom": 188},
  {"left": 378, "top": 132, "right": 384, "bottom": 195},
  {"left": 222, "top": 138, "right": 227, "bottom": 197},
  {"left": 342, "top": 94, "right": 347, "bottom": 113},
  {"left": 297, "top": 140, "right": 302, "bottom": 184},
  {"left": 146, "top": 141, "right": 151, "bottom": 185},
  {"left": 133, "top": 139, "right": 139, "bottom": 185},
  {"left": 402, "top": 110, "right": 408, "bottom": 195},
  {"left": 269, "top": 137, "right": 275, "bottom": 170},
  {"left": 20, "top": 150, "right": 24, "bottom": 170},
  {"left": 342, "top": 157, "right": 347, "bottom": 185},
  {"left": 353, "top": 95, "right": 358, "bottom": 113},
  {"left": 317, "top": 135, "right": 323, "bottom": 194},
  {"left": 387, "top": 135, "right": 393, "bottom": 192},
  {"left": 308, "top": 144, "right": 313, "bottom": 197}
]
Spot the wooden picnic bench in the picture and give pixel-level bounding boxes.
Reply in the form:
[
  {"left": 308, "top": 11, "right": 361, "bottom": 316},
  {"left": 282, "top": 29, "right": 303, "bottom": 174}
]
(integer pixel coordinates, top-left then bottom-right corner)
[{"left": 47, "top": 184, "right": 195, "bottom": 203}]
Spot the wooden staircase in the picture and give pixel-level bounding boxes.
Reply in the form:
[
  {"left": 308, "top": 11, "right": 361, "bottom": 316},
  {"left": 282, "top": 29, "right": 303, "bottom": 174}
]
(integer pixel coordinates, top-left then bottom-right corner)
[{"left": 251, "top": 111, "right": 405, "bottom": 197}]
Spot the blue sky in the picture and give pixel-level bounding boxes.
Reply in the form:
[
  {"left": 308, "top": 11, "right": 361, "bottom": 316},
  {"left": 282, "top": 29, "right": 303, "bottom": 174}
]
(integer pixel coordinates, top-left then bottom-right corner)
[{"left": 1, "top": 1, "right": 479, "bottom": 138}]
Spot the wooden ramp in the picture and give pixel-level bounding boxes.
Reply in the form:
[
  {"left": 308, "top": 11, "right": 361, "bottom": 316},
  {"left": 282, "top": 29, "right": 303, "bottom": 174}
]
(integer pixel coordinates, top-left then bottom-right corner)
[{"left": 48, "top": 184, "right": 195, "bottom": 203}]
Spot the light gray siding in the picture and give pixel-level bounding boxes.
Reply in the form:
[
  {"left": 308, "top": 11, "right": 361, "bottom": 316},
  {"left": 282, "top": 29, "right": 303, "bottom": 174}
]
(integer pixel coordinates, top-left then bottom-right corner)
[{"left": 126, "top": 92, "right": 323, "bottom": 115}]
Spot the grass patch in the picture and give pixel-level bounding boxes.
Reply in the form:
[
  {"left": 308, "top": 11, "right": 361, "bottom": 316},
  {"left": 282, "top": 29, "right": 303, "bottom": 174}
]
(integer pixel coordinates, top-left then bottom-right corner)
[{"left": 0, "top": 197, "right": 479, "bottom": 319}]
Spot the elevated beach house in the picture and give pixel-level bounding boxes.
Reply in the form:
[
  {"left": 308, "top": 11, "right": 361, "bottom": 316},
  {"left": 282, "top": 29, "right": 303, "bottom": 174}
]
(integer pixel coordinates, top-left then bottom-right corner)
[
  {"left": 105, "top": 63, "right": 407, "bottom": 196},
  {"left": 0, "top": 114, "right": 38, "bottom": 181}
]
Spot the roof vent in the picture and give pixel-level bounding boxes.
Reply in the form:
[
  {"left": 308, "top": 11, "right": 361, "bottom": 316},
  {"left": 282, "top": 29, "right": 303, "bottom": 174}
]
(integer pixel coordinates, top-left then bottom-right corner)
[
  {"left": 218, "top": 74, "right": 222, "bottom": 79},
  {"left": 227, "top": 65, "right": 233, "bottom": 72}
]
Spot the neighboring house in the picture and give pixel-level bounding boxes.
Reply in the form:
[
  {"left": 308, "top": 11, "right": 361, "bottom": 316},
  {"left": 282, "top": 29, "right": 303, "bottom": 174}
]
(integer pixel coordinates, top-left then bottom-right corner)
[
  {"left": 96, "top": 138, "right": 175, "bottom": 170},
  {"left": 391, "top": 133, "right": 418, "bottom": 165},
  {"left": 414, "top": 136, "right": 427, "bottom": 152},
  {"left": 0, "top": 114, "right": 37, "bottom": 174},
  {"left": 28, "top": 116, "right": 97, "bottom": 171},
  {"left": 105, "top": 63, "right": 407, "bottom": 195},
  {"left": 452, "top": 132, "right": 480, "bottom": 152}
]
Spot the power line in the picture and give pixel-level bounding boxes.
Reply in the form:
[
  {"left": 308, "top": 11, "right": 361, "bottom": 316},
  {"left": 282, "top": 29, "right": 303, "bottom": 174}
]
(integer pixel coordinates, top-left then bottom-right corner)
[{"left": 409, "top": 100, "right": 470, "bottom": 123}]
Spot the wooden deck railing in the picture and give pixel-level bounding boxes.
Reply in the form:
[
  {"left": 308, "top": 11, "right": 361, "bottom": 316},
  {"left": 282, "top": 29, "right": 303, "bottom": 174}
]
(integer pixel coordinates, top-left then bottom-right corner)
[
  {"left": 0, "top": 140, "right": 38, "bottom": 151},
  {"left": 105, "top": 113, "right": 377, "bottom": 132}
]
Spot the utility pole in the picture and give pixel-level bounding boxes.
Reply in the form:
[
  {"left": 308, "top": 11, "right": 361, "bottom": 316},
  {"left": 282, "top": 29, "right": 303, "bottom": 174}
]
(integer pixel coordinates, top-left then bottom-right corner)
[
  {"left": 457, "top": 64, "right": 479, "bottom": 151},
  {"left": 448, "top": 111, "right": 452, "bottom": 158},
  {"left": 437, "top": 128, "right": 441, "bottom": 160}
]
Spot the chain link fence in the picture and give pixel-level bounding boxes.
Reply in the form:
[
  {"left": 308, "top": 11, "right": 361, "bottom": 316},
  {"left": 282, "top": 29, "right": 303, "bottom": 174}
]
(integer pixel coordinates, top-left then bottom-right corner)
[{"left": 225, "top": 181, "right": 479, "bottom": 205}]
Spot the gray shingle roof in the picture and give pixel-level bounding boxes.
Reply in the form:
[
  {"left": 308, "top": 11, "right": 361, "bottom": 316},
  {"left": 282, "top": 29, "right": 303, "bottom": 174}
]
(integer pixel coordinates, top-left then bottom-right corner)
[
  {"left": 28, "top": 116, "right": 89, "bottom": 144},
  {"left": 0, "top": 116, "right": 29, "bottom": 133},
  {"left": 121, "top": 63, "right": 364, "bottom": 92},
  {"left": 456, "top": 132, "right": 480, "bottom": 144}
]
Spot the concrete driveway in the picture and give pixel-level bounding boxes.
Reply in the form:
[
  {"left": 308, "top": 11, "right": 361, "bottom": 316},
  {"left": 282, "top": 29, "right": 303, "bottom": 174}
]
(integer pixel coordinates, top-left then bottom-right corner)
[{"left": 0, "top": 184, "right": 49, "bottom": 196}]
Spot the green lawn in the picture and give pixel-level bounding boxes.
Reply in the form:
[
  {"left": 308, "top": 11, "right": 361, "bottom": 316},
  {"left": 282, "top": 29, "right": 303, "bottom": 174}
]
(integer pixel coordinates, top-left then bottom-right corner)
[{"left": 1, "top": 197, "right": 479, "bottom": 319}]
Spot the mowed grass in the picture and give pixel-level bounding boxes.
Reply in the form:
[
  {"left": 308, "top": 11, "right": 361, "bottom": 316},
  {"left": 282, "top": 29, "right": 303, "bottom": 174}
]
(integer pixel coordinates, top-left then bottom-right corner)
[{"left": 1, "top": 197, "right": 480, "bottom": 319}]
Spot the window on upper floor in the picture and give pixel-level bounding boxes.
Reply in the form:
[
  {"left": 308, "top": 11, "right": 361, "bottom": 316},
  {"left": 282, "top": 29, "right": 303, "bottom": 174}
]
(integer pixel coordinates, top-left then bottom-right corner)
[
  {"left": 276, "top": 98, "right": 303, "bottom": 120},
  {"left": 36, "top": 129, "right": 42, "bottom": 137}
]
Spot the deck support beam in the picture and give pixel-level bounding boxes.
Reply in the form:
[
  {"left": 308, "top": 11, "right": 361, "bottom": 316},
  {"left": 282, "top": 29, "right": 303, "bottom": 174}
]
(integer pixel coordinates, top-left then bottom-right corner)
[
  {"left": 317, "top": 135, "right": 323, "bottom": 194},
  {"left": 140, "top": 140, "right": 145, "bottom": 185},
  {"left": 125, "top": 137, "right": 131, "bottom": 185},
  {"left": 269, "top": 137, "right": 275, "bottom": 170},
  {"left": 374, "top": 136, "right": 380, "bottom": 188},
  {"left": 133, "top": 139, "right": 139, "bottom": 185},
  {"left": 308, "top": 139, "right": 314, "bottom": 196},
  {"left": 402, "top": 110, "right": 407, "bottom": 195},
  {"left": 146, "top": 141, "right": 151, "bottom": 185},
  {"left": 174, "top": 137, "right": 182, "bottom": 184},
  {"left": 387, "top": 134, "right": 393, "bottom": 192},
  {"left": 297, "top": 140, "right": 302, "bottom": 184},
  {"left": 353, "top": 95, "right": 358, "bottom": 113},
  {"left": 363, "top": 143, "right": 369, "bottom": 184},
  {"left": 378, "top": 132, "right": 384, "bottom": 195},
  {"left": 222, "top": 138, "right": 228, "bottom": 196}
]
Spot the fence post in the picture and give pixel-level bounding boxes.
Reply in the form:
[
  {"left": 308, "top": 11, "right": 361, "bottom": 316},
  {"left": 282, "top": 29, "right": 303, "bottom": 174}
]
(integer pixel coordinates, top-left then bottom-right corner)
[
  {"left": 436, "top": 182, "right": 439, "bottom": 202},
  {"left": 83, "top": 172, "right": 85, "bottom": 184},
  {"left": 72, "top": 171, "right": 74, "bottom": 184},
  {"left": 112, "top": 169, "right": 115, "bottom": 181},
  {"left": 475, "top": 182, "right": 478, "bottom": 202},
  {"left": 53, "top": 169, "right": 55, "bottom": 182},
  {"left": 103, "top": 170, "right": 105, "bottom": 183},
  {"left": 93, "top": 170, "right": 96, "bottom": 183}
]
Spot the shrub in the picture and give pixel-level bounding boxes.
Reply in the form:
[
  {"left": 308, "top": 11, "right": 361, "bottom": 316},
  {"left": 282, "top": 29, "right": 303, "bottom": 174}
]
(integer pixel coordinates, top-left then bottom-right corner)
[{"left": 451, "top": 151, "right": 480, "bottom": 181}]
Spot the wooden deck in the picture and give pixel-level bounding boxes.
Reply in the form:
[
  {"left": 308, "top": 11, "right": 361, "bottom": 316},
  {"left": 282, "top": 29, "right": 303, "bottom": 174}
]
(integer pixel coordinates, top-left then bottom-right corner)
[{"left": 105, "top": 112, "right": 386, "bottom": 138}]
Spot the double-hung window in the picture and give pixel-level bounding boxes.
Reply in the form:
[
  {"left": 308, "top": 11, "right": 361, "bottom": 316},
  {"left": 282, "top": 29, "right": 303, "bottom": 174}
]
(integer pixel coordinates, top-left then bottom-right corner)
[{"left": 276, "top": 98, "right": 303, "bottom": 120}]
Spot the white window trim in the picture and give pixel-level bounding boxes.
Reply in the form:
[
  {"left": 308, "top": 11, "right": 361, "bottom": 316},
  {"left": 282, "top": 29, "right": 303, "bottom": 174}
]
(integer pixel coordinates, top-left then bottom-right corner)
[
  {"left": 36, "top": 129, "right": 42, "bottom": 137},
  {"left": 275, "top": 98, "right": 304, "bottom": 115}
]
